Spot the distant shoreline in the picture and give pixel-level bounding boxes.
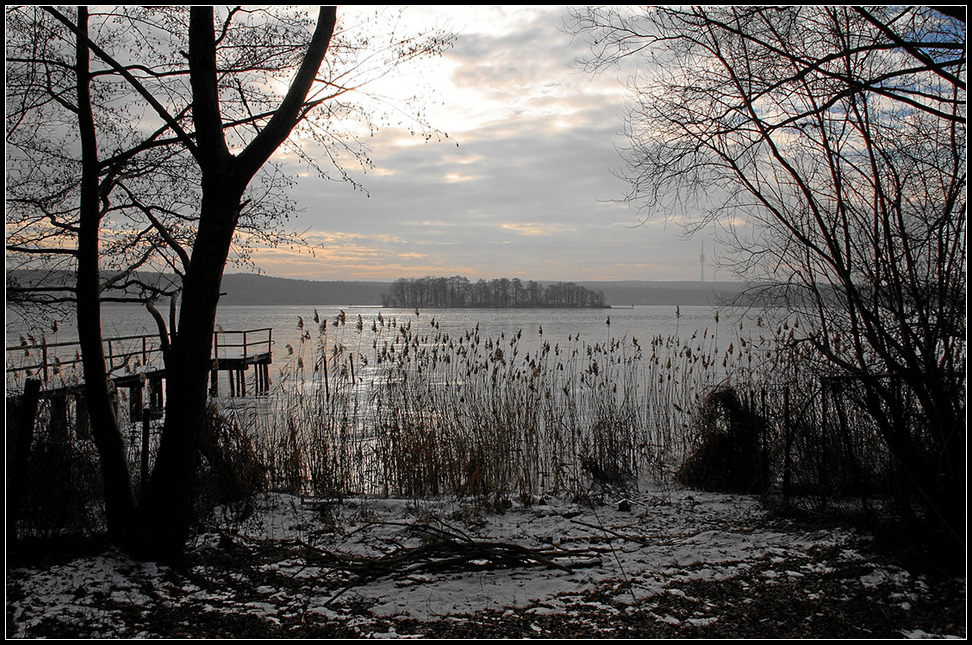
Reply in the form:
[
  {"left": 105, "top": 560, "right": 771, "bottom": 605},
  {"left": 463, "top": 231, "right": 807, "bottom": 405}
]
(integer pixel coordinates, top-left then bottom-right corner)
[
  {"left": 216, "top": 274, "right": 756, "bottom": 308},
  {"left": 5, "top": 270, "right": 761, "bottom": 309}
]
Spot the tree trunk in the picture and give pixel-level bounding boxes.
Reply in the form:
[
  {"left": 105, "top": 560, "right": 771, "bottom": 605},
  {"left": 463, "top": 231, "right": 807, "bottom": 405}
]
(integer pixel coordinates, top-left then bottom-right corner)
[
  {"left": 138, "top": 186, "right": 243, "bottom": 562},
  {"left": 74, "top": 6, "right": 139, "bottom": 547},
  {"left": 134, "top": 6, "right": 336, "bottom": 562}
]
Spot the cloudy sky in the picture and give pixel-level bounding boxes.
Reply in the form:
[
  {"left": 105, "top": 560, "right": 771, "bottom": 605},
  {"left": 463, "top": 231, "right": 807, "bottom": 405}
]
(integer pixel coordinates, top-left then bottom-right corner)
[{"left": 250, "top": 6, "right": 720, "bottom": 283}]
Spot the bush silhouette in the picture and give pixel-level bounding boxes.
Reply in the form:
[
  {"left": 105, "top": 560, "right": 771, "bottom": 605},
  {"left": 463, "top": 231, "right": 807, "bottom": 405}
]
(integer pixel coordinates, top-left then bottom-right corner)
[{"left": 677, "top": 387, "right": 767, "bottom": 494}]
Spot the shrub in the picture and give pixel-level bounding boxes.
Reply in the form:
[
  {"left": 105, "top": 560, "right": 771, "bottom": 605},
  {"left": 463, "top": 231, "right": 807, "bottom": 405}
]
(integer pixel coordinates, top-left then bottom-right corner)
[
  {"left": 677, "top": 386, "right": 768, "bottom": 494},
  {"left": 196, "top": 403, "right": 267, "bottom": 519},
  {"left": 8, "top": 395, "right": 105, "bottom": 540}
]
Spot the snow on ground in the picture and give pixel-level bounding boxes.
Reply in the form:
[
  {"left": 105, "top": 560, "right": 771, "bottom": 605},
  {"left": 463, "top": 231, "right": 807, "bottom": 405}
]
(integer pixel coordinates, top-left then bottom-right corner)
[{"left": 6, "top": 487, "right": 966, "bottom": 638}]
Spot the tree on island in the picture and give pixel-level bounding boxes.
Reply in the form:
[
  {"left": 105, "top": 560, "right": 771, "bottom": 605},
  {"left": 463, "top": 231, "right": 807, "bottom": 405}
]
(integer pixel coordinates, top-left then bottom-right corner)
[
  {"left": 6, "top": 6, "right": 451, "bottom": 561},
  {"left": 382, "top": 276, "right": 607, "bottom": 308},
  {"left": 570, "top": 6, "right": 966, "bottom": 557}
]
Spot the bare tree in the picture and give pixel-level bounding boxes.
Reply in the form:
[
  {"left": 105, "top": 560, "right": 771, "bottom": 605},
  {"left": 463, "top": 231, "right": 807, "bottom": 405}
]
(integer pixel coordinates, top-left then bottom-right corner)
[
  {"left": 6, "top": 8, "right": 323, "bottom": 319},
  {"left": 6, "top": 6, "right": 451, "bottom": 560},
  {"left": 569, "top": 6, "right": 966, "bottom": 552}
]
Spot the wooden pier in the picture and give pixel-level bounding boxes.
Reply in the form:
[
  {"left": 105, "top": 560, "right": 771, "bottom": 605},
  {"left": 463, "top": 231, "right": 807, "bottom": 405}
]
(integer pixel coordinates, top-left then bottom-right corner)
[
  {"left": 6, "top": 328, "right": 275, "bottom": 518},
  {"left": 5, "top": 328, "right": 274, "bottom": 414},
  {"left": 210, "top": 328, "right": 273, "bottom": 397}
]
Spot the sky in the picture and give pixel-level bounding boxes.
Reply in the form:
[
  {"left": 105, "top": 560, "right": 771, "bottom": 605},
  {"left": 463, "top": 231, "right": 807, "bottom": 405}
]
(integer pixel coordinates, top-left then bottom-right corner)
[{"left": 247, "top": 6, "right": 722, "bottom": 283}]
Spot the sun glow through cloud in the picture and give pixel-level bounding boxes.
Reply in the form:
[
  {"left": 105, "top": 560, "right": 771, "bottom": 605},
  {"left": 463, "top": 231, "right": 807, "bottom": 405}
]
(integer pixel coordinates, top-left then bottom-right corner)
[{"left": 262, "top": 5, "right": 727, "bottom": 282}]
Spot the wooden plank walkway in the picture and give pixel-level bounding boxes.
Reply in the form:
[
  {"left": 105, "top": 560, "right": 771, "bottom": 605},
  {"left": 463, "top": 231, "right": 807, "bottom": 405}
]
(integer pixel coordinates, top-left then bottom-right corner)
[{"left": 5, "top": 328, "right": 275, "bottom": 406}]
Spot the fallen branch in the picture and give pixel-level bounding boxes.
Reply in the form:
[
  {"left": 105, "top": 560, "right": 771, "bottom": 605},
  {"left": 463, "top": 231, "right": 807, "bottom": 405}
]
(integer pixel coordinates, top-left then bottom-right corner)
[
  {"left": 569, "top": 518, "right": 653, "bottom": 546},
  {"left": 322, "top": 527, "right": 601, "bottom": 606}
]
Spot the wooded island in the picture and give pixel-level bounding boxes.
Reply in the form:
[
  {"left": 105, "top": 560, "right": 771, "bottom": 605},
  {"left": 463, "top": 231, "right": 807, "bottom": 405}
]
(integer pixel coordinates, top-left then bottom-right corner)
[{"left": 382, "top": 276, "right": 607, "bottom": 308}]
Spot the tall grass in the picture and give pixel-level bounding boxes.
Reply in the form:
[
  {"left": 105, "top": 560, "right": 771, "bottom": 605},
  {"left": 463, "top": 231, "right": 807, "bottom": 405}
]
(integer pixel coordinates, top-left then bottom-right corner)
[
  {"left": 246, "top": 308, "right": 809, "bottom": 503},
  {"left": 7, "top": 306, "right": 920, "bottom": 540}
]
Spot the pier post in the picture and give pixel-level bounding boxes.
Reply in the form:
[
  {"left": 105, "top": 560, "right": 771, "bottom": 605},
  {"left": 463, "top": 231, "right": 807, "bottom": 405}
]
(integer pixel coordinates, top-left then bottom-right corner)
[
  {"left": 128, "top": 378, "right": 144, "bottom": 422},
  {"left": 783, "top": 386, "right": 791, "bottom": 508},
  {"left": 75, "top": 392, "right": 91, "bottom": 438},
  {"left": 141, "top": 408, "right": 151, "bottom": 494},
  {"left": 41, "top": 341, "right": 49, "bottom": 383},
  {"left": 50, "top": 393, "right": 69, "bottom": 440},
  {"left": 9, "top": 379, "right": 41, "bottom": 543},
  {"left": 150, "top": 374, "right": 164, "bottom": 410}
]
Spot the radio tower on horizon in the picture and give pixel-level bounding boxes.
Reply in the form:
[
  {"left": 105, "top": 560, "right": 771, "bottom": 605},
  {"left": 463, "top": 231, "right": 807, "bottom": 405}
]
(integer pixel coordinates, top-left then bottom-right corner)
[{"left": 699, "top": 239, "right": 706, "bottom": 283}]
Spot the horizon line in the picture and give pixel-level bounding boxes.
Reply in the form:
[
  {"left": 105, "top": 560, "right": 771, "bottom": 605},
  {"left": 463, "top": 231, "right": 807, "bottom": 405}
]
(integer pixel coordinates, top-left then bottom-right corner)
[{"left": 225, "top": 272, "right": 749, "bottom": 285}]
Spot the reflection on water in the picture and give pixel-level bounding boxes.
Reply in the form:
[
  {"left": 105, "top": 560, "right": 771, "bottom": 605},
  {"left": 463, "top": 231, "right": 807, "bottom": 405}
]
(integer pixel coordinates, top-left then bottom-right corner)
[
  {"left": 7, "top": 303, "right": 742, "bottom": 345},
  {"left": 6, "top": 303, "right": 752, "bottom": 390}
]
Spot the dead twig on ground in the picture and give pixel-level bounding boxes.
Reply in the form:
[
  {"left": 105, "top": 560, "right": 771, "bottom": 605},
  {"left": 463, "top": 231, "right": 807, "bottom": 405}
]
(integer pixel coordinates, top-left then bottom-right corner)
[{"left": 321, "top": 521, "right": 603, "bottom": 606}]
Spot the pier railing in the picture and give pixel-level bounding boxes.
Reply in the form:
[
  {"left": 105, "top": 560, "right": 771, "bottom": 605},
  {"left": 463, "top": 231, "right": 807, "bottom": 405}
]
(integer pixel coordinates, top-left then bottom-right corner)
[
  {"left": 213, "top": 327, "right": 273, "bottom": 363},
  {"left": 6, "top": 328, "right": 274, "bottom": 393}
]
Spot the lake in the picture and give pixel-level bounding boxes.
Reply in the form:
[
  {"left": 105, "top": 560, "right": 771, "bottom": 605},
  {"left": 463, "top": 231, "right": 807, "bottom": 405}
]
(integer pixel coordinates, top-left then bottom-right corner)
[
  {"left": 6, "top": 302, "right": 778, "bottom": 395},
  {"left": 217, "top": 303, "right": 736, "bottom": 354},
  {"left": 7, "top": 303, "right": 727, "bottom": 342}
]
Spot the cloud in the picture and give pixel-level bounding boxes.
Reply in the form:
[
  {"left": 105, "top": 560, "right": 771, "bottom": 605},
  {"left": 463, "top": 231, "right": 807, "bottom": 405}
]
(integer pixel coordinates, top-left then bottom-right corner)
[
  {"left": 498, "top": 222, "right": 577, "bottom": 237},
  {"left": 269, "top": 6, "right": 726, "bottom": 283}
]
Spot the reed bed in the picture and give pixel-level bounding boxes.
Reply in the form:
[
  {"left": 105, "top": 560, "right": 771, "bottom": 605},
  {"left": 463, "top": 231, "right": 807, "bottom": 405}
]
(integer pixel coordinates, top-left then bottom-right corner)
[
  {"left": 241, "top": 308, "right": 813, "bottom": 503},
  {"left": 6, "top": 307, "right": 918, "bottom": 539},
  {"left": 222, "top": 305, "right": 931, "bottom": 532}
]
